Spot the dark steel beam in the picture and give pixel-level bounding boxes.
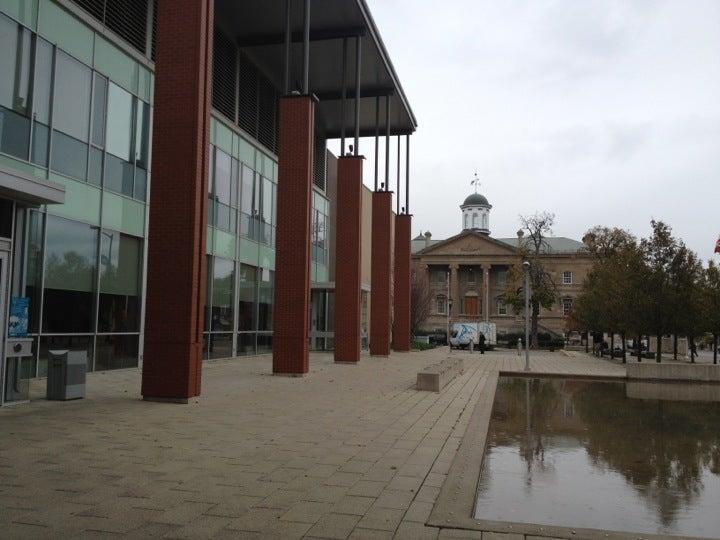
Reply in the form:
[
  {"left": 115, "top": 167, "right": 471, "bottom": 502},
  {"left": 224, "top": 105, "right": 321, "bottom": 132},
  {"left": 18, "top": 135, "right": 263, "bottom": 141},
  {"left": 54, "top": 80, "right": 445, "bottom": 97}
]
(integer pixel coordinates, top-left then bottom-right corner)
[
  {"left": 354, "top": 35, "right": 361, "bottom": 155},
  {"left": 374, "top": 96, "right": 379, "bottom": 191},
  {"left": 385, "top": 95, "right": 390, "bottom": 191},
  {"left": 302, "top": 0, "right": 311, "bottom": 94},
  {"left": 314, "top": 87, "right": 394, "bottom": 101},
  {"left": 283, "top": 0, "right": 291, "bottom": 95},
  {"left": 396, "top": 135, "right": 400, "bottom": 213},
  {"left": 238, "top": 26, "right": 365, "bottom": 47},
  {"left": 340, "top": 37, "right": 347, "bottom": 155},
  {"left": 405, "top": 134, "right": 410, "bottom": 213}
]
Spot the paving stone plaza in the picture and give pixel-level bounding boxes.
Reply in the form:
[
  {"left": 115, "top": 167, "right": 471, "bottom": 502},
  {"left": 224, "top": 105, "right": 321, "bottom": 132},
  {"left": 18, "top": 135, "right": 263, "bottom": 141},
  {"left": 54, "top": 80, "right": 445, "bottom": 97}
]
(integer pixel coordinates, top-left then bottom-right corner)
[{"left": 0, "top": 350, "right": 625, "bottom": 539}]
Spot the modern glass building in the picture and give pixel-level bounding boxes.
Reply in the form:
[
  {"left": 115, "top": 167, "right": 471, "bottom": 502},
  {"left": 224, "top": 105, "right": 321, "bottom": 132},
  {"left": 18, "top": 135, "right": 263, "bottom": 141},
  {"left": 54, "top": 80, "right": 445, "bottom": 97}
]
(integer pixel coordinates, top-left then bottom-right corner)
[{"left": 0, "top": 0, "right": 416, "bottom": 405}]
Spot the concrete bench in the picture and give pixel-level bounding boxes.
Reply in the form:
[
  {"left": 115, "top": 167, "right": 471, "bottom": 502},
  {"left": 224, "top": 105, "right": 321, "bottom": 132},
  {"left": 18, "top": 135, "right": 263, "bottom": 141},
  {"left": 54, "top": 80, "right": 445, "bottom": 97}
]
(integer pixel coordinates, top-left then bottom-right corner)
[
  {"left": 626, "top": 363, "right": 720, "bottom": 383},
  {"left": 417, "top": 357, "right": 464, "bottom": 392}
]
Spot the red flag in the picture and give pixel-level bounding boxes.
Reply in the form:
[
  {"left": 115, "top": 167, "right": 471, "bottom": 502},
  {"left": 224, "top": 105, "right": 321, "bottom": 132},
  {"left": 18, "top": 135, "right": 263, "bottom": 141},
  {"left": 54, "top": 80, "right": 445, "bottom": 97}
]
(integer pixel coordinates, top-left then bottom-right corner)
[{"left": 715, "top": 235, "right": 720, "bottom": 254}]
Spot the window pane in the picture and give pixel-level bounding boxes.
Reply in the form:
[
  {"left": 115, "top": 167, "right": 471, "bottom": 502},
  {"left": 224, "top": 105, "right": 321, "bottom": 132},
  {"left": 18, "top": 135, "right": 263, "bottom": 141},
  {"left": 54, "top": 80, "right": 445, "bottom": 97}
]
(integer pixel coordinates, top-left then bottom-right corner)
[
  {"left": 257, "top": 333, "right": 272, "bottom": 354},
  {"left": 238, "top": 264, "right": 256, "bottom": 331},
  {"left": 207, "top": 333, "right": 232, "bottom": 359},
  {"left": 98, "top": 231, "right": 141, "bottom": 332},
  {"left": 53, "top": 51, "right": 91, "bottom": 141},
  {"left": 24, "top": 210, "right": 44, "bottom": 333},
  {"left": 214, "top": 149, "right": 231, "bottom": 205},
  {"left": 31, "top": 122, "right": 49, "bottom": 167},
  {"left": 215, "top": 203, "right": 231, "bottom": 231},
  {"left": 106, "top": 83, "right": 133, "bottom": 161},
  {"left": 88, "top": 146, "right": 103, "bottom": 185},
  {"left": 211, "top": 257, "right": 234, "bottom": 331},
  {"left": 237, "top": 332, "right": 255, "bottom": 356},
  {"left": 51, "top": 130, "right": 87, "bottom": 180},
  {"left": 134, "top": 100, "right": 150, "bottom": 168},
  {"left": 257, "top": 268, "right": 273, "bottom": 331},
  {"left": 33, "top": 38, "right": 53, "bottom": 124},
  {"left": 95, "top": 334, "right": 139, "bottom": 371},
  {"left": 262, "top": 177, "right": 272, "bottom": 222},
  {"left": 231, "top": 158, "right": 239, "bottom": 207},
  {"left": 91, "top": 74, "right": 107, "bottom": 147},
  {"left": 0, "top": 105, "right": 30, "bottom": 159},
  {"left": 241, "top": 165, "right": 253, "bottom": 214},
  {"left": 42, "top": 215, "right": 98, "bottom": 333},
  {"left": 134, "top": 167, "right": 147, "bottom": 201},
  {"left": 105, "top": 152, "right": 134, "bottom": 196},
  {"left": 0, "top": 17, "right": 31, "bottom": 114},
  {"left": 204, "top": 255, "right": 212, "bottom": 332}
]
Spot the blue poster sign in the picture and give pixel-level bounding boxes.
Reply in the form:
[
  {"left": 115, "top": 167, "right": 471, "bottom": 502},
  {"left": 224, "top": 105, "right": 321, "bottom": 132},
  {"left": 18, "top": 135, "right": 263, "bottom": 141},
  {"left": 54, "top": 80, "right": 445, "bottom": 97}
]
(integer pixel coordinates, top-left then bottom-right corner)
[{"left": 9, "top": 296, "right": 29, "bottom": 337}]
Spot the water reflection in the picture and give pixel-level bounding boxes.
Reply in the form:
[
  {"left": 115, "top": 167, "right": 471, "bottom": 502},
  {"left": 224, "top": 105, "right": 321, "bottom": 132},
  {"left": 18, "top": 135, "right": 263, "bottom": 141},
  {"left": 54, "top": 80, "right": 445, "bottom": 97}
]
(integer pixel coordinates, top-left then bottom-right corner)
[{"left": 474, "top": 377, "right": 720, "bottom": 537}]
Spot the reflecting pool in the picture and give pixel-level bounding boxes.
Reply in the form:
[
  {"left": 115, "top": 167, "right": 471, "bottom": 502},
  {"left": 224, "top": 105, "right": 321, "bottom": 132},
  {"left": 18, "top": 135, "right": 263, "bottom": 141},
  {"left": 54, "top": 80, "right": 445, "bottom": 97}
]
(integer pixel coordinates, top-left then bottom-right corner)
[{"left": 474, "top": 377, "right": 720, "bottom": 538}]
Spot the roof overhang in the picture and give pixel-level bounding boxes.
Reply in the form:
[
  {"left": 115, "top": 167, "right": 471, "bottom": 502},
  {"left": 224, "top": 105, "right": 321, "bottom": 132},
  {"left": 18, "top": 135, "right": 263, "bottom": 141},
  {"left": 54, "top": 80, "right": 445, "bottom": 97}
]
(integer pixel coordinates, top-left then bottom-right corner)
[
  {"left": 215, "top": 0, "right": 417, "bottom": 139},
  {"left": 0, "top": 165, "right": 65, "bottom": 207}
]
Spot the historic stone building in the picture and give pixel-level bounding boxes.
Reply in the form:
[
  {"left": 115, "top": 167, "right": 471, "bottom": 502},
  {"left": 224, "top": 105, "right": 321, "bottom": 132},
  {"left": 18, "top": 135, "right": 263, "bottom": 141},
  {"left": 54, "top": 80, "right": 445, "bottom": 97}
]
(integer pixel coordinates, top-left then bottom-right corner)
[{"left": 412, "top": 191, "right": 593, "bottom": 338}]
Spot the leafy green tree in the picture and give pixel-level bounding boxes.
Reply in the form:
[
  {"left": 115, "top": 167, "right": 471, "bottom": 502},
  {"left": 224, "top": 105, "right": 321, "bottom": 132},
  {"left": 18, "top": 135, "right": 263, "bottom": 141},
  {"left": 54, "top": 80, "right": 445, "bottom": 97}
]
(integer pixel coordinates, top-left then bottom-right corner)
[
  {"left": 504, "top": 212, "right": 558, "bottom": 348},
  {"left": 572, "top": 227, "right": 646, "bottom": 362}
]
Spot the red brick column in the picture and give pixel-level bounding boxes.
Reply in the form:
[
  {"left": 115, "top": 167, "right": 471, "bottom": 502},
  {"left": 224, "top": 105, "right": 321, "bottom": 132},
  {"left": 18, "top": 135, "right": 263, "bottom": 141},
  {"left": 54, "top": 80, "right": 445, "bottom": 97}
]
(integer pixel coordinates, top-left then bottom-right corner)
[
  {"left": 141, "top": 0, "right": 213, "bottom": 402},
  {"left": 334, "top": 156, "right": 364, "bottom": 364},
  {"left": 370, "top": 191, "right": 393, "bottom": 356},
  {"left": 272, "top": 96, "right": 316, "bottom": 375},
  {"left": 392, "top": 214, "right": 412, "bottom": 351}
]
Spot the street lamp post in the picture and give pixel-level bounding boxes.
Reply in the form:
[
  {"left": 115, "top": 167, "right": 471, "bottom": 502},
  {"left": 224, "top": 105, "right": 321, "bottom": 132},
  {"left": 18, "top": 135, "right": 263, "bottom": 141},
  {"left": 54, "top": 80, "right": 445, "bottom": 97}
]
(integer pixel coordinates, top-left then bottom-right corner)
[{"left": 523, "top": 260, "right": 531, "bottom": 371}]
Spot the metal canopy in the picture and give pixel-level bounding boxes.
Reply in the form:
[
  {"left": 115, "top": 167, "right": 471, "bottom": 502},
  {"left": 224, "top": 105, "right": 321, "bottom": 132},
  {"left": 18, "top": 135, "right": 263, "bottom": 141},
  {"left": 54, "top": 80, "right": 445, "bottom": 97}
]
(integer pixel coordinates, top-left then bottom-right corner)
[{"left": 215, "top": 0, "right": 417, "bottom": 140}]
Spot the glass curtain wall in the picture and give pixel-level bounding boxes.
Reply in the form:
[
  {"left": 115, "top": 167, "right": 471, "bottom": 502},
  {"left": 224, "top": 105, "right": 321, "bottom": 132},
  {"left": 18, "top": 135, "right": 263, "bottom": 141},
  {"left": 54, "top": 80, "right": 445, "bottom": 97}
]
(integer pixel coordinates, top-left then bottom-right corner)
[
  {"left": 0, "top": 8, "right": 151, "bottom": 376},
  {"left": 26, "top": 212, "right": 143, "bottom": 376}
]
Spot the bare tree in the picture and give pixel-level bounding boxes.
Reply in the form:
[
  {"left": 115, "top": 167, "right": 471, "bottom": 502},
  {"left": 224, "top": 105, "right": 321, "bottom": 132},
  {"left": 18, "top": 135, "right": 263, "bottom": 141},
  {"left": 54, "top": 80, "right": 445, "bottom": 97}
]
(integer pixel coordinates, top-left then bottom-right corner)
[
  {"left": 504, "top": 212, "right": 558, "bottom": 348},
  {"left": 411, "top": 270, "right": 434, "bottom": 336}
]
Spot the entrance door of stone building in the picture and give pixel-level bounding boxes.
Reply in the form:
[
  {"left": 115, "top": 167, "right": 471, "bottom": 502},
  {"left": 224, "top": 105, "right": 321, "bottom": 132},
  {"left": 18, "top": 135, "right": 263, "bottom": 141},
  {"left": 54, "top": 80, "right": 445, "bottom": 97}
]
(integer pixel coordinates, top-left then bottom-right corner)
[{"left": 465, "top": 296, "right": 478, "bottom": 316}]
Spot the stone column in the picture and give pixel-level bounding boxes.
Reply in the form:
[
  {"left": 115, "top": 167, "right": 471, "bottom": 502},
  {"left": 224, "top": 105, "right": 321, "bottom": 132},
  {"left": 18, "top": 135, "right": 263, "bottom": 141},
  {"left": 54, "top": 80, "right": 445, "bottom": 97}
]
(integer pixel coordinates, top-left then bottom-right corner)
[
  {"left": 483, "top": 265, "right": 490, "bottom": 322},
  {"left": 334, "top": 156, "right": 364, "bottom": 363},
  {"left": 449, "top": 264, "right": 459, "bottom": 318},
  {"left": 272, "top": 95, "right": 317, "bottom": 375},
  {"left": 370, "top": 191, "right": 393, "bottom": 356},
  {"left": 392, "top": 214, "right": 412, "bottom": 352},
  {"left": 142, "top": 0, "right": 214, "bottom": 402}
]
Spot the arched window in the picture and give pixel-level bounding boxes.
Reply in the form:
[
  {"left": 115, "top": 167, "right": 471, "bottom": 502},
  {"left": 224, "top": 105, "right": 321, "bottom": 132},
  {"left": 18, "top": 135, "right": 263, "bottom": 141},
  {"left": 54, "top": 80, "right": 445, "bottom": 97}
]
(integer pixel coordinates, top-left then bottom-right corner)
[
  {"left": 464, "top": 213, "right": 469, "bottom": 229},
  {"left": 482, "top": 213, "right": 488, "bottom": 229},
  {"left": 472, "top": 213, "right": 478, "bottom": 228}
]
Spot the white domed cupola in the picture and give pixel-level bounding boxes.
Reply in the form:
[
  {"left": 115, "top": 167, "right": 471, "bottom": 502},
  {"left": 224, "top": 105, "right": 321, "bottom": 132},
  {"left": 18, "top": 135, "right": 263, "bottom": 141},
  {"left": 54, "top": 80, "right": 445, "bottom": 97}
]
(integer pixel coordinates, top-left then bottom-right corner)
[{"left": 461, "top": 192, "right": 492, "bottom": 234}]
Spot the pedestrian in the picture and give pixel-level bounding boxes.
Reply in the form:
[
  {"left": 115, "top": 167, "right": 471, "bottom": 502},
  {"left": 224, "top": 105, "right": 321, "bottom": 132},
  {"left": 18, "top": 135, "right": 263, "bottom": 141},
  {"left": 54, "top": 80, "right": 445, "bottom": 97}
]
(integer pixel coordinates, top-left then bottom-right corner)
[
  {"left": 690, "top": 340, "right": 697, "bottom": 362},
  {"left": 478, "top": 332, "right": 486, "bottom": 355}
]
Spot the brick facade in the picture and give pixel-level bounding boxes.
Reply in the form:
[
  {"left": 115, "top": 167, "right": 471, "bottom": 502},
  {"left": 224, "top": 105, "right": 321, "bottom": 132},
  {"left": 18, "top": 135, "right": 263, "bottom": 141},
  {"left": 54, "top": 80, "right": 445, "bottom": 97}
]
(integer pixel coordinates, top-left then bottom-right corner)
[
  {"left": 272, "top": 96, "right": 316, "bottom": 375},
  {"left": 370, "top": 191, "right": 393, "bottom": 356},
  {"left": 334, "top": 157, "right": 364, "bottom": 363},
  {"left": 392, "top": 214, "right": 412, "bottom": 351},
  {"left": 141, "top": 0, "right": 214, "bottom": 401}
]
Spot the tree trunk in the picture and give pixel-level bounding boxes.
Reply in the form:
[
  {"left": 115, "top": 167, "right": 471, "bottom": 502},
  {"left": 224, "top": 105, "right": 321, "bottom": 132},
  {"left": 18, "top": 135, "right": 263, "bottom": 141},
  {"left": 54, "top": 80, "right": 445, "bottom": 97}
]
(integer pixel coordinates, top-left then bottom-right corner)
[
  {"left": 585, "top": 331, "right": 589, "bottom": 354},
  {"left": 656, "top": 333, "right": 662, "bottom": 363},
  {"left": 637, "top": 334, "right": 642, "bottom": 363},
  {"left": 610, "top": 333, "right": 615, "bottom": 359},
  {"left": 673, "top": 334, "right": 678, "bottom": 361},
  {"left": 714, "top": 334, "right": 718, "bottom": 365},
  {"left": 531, "top": 301, "right": 540, "bottom": 349},
  {"left": 621, "top": 332, "right": 626, "bottom": 364}
]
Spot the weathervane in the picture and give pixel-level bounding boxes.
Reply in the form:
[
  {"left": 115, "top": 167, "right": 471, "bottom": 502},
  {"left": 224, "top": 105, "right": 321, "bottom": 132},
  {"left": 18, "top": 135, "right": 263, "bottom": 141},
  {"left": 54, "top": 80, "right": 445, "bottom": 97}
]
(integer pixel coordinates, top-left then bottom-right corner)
[{"left": 471, "top": 171, "right": 481, "bottom": 194}]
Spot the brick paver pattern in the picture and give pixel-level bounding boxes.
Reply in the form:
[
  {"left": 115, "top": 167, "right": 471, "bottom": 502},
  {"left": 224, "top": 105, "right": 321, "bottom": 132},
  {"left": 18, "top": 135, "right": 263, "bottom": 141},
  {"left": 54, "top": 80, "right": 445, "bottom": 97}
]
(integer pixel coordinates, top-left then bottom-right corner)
[{"left": 0, "top": 349, "right": 624, "bottom": 539}]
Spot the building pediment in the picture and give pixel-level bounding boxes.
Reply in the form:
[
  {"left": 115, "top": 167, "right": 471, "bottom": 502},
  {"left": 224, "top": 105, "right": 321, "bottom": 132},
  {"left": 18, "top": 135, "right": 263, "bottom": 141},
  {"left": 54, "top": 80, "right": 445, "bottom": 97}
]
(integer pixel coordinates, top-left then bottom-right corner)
[{"left": 417, "top": 231, "right": 518, "bottom": 257}]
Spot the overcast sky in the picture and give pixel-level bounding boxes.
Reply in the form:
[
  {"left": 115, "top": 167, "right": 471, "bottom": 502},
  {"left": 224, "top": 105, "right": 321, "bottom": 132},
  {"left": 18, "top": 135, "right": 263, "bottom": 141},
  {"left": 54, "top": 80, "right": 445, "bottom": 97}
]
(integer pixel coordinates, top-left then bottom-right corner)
[{"left": 332, "top": 0, "right": 720, "bottom": 260}]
